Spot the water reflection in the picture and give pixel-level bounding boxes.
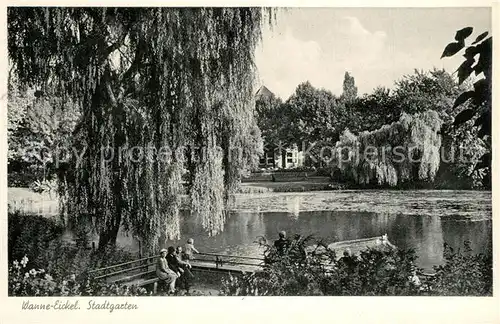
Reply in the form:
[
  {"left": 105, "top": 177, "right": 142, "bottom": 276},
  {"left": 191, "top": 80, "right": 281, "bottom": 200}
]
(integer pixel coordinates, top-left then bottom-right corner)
[
  {"left": 107, "top": 190, "right": 491, "bottom": 272},
  {"left": 232, "top": 190, "right": 491, "bottom": 220},
  {"left": 162, "top": 210, "right": 491, "bottom": 272},
  {"left": 285, "top": 195, "right": 301, "bottom": 219}
]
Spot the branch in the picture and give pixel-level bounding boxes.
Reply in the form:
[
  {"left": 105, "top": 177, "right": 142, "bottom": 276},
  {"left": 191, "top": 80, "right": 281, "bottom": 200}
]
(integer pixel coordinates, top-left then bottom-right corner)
[
  {"left": 114, "top": 38, "right": 146, "bottom": 100},
  {"left": 117, "top": 47, "right": 133, "bottom": 65},
  {"left": 8, "top": 64, "right": 15, "bottom": 85},
  {"left": 105, "top": 78, "right": 118, "bottom": 107},
  {"left": 95, "top": 18, "right": 133, "bottom": 71},
  {"left": 120, "top": 38, "right": 145, "bottom": 83},
  {"left": 104, "top": 28, "right": 128, "bottom": 57}
]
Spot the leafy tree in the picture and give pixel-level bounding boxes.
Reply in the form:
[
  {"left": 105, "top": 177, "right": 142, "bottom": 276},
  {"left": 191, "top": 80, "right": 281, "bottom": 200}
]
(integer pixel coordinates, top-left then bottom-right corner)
[
  {"left": 8, "top": 7, "right": 272, "bottom": 251},
  {"left": 334, "top": 111, "right": 444, "bottom": 187},
  {"left": 255, "top": 91, "right": 284, "bottom": 149},
  {"left": 255, "top": 82, "right": 346, "bottom": 167},
  {"left": 349, "top": 69, "right": 487, "bottom": 188},
  {"left": 284, "top": 82, "right": 340, "bottom": 146},
  {"left": 441, "top": 27, "right": 491, "bottom": 187},
  {"left": 392, "top": 69, "right": 463, "bottom": 118},
  {"left": 270, "top": 82, "right": 351, "bottom": 167},
  {"left": 388, "top": 69, "right": 484, "bottom": 188},
  {"left": 8, "top": 80, "right": 80, "bottom": 186},
  {"left": 228, "top": 121, "right": 263, "bottom": 177},
  {"left": 353, "top": 86, "right": 399, "bottom": 132},
  {"left": 349, "top": 69, "right": 465, "bottom": 135},
  {"left": 341, "top": 71, "right": 358, "bottom": 102}
]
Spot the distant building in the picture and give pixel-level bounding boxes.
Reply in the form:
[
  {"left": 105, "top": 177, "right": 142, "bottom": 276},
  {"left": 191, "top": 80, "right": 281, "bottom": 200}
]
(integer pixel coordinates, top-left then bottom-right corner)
[
  {"left": 255, "top": 85, "right": 274, "bottom": 100},
  {"left": 258, "top": 144, "right": 304, "bottom": 169},
  {"left": 256, "top": 86, "right": 304, "bottom": 170}
]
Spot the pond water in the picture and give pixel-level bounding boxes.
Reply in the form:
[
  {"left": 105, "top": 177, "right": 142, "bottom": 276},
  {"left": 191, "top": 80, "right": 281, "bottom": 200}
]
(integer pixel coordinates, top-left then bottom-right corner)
[
  {"left": 10, "top": 188, "right": 492, "bottom": 272},
  {"left": 159, "top": 190, "right": 492, "bottom": 272}
]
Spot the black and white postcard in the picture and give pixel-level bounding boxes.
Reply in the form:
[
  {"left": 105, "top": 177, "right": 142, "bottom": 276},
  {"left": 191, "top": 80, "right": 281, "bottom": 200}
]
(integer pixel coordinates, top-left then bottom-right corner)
[{"left": 2, "top": 2, "right": 498, "bottom": 324}]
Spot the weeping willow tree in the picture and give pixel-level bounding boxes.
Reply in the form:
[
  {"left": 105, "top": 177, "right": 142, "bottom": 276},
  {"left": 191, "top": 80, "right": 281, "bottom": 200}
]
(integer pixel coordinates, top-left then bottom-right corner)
[
  {"left": 8, "top": 7, "right": 272, "bottom": 251},
  {"left": 333, "top": 110, "right": 443, "bottom": 186}
]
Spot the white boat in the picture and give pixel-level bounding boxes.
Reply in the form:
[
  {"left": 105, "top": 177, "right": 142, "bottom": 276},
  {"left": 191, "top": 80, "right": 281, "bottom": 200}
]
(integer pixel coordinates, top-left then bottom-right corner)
[{"left": 306, "top": 234, "right": 397, "bottom": 259}]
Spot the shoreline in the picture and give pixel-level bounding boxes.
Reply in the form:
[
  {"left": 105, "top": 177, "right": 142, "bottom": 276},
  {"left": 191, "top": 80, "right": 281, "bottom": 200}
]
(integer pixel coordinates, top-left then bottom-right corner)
[{"left": 8, "top": 186, "right": 492, "bottom": 219}]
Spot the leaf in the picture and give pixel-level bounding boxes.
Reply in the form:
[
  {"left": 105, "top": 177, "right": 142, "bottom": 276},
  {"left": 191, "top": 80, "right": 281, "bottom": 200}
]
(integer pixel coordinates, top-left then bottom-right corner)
[
  {"left": 477, "top": 122, "right": 491, "bottom": 138},
  {"left": 439, "top": 124, "right": 449, "bottom": 136},
  {"left": 473, "top": 79, "right": 488, "bottom": 96},
  {"left": 474, "top": 38, "right": 492, "bottom": 78},
  {"left": 452, "top": 91, "right": 475, "bottom": 109},
  {"left": 474, "top": 111, "right": 490, "bottom": 127},
  {"left": 463, "top": 46, "right": 479, "bottom": 60},
  {"left": 472, "top": 31, "right": 488, "bottom": 45},
  {"left": 441, "top": 42, "right": 464, "bottom": 58},
  {"left": 474, "top": 153, "right": 491, "bottom": 170},
  {"left": 455, "top": 27, "right": 473, "bottom": 42},
  {"left": 453, "top": 109, "right": 475, "bottom": 126},
  {"left": 457, "top": 59, "right": 474, "bottom": 85}
]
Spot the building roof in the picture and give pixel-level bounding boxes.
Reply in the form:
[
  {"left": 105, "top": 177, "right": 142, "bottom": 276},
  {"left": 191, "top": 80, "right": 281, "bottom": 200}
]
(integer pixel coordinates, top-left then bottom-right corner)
[{"left": 255, "top": 85, "right": 274, "bottom": 100}]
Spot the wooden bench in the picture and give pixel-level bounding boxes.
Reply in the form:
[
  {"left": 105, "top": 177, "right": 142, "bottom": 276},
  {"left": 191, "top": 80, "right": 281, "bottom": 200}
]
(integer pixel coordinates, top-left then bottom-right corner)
[
  {"left": 110, "top": 269, "right": 155, "bottom": 285},
  {"left": 139, "top": 278, "right": 162, "bottom": 294},
  {"left": 89, "top": 252, "right": 264, "bottom": 294}
]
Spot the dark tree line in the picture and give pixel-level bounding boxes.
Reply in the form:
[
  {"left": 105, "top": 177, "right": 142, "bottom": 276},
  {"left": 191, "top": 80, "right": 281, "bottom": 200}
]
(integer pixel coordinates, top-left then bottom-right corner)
[{"left": 255, "top": 64, "right": 490, "bottom": 188}]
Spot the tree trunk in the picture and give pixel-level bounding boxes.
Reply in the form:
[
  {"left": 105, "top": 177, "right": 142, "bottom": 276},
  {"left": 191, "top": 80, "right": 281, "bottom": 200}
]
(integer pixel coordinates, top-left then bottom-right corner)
[{"left": 97, "top": 225, "right": 120, "bottom": 251}]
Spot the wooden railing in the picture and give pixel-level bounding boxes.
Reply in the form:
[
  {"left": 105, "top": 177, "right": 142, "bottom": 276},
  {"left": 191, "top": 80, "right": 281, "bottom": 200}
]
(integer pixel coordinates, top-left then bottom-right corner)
[
  {"left": 88, "top": 239, "right": 437, "bottom": 288},
  {"left": 194, "top": 252, "right": 264, "bottom": 268},
  {"left": 88, "top": 255, "right": 157, "bottom": 280},
  {"left": 89, "top": 252, "right": 265, "bottom": 283}
]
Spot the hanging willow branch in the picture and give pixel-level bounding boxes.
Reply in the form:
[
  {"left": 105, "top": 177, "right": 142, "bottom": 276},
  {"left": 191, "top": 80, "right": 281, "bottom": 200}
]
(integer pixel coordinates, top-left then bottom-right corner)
[
  {"left": 334, "top": 110, "right": 444, "bottom": 186},
  {"left": 8, "top": 7, "right": 273, "bottom": 251}
]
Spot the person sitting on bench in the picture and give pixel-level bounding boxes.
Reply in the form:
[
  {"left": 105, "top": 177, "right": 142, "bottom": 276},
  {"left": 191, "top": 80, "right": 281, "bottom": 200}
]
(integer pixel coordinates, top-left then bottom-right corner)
[
  {"left": 156, "top": 248, "right": 178, "bottom": 294},
  {"left": 166, "top": 246, "right": 192, "bottom": 289},
  {"left": 176, "top": 246, "right": 194, "bottom": 291}
]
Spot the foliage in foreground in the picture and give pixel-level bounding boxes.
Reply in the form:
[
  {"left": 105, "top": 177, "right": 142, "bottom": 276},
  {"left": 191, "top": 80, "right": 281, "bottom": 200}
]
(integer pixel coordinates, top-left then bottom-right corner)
[
  {"left": 9, "top": 238, "right": 492, "bottom": 297},
  {"left": 441, "top": 27, "right": 491, "bottom": 177},
  {"left": 429, "top": 242, "right": 492, "bottom": 296},
  {"left": 8, "top": 212, "right": 138, "bottom": 280},
  {"left": 8, "top": 256, "right": 151, "bottom": 296},
  {"left": 8, "top": 253, "right": 215, "bottom": 297},
  {"left": 220, "top": 236, "right": 492, "bottom": 296}
]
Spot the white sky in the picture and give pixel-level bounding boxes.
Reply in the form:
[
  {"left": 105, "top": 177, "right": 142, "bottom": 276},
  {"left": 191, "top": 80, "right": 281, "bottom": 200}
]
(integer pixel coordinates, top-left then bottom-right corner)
[{"left": 254, "top": 8, "right": 491, "bottom": 100}]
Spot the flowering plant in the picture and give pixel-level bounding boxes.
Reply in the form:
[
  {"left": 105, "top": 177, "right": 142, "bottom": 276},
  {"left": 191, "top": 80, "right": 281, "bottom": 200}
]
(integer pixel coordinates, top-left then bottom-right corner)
[{"left": 9, "top": 256, "right": 151, "bottom": 297}]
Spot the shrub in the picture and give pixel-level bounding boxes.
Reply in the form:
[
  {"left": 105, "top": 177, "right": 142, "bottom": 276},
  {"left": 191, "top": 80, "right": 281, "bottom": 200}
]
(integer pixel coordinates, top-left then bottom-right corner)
[
  {"left": 428, "top": 241, "right": 492, "bottom": 296},
  {"left": 9, "top": 212, "right": 138, "bottom": 281},
  {"left": 221, "top": 234, "right": 421, "bottom": 296},
  {"left": 314, "top": 167, "right": 332, "bottom": 177},
  {"left": 220, "top": 234, "right": 491, "bottom": 296},
  {"left": 8, "top": 256, "right": 151, "bottom": 297},
  {"left": 8, "top": 212, "right": 64, "bottom": 270}
]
